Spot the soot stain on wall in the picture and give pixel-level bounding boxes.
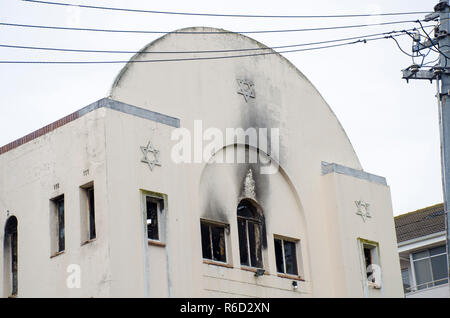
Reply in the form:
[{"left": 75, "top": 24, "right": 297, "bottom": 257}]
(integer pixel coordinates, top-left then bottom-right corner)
[
  {"left": 201, "top": 180, "right": 230, "bottom": 225},
  {"left": 235, "top": 161, "right": 270, "bottom": 250}
]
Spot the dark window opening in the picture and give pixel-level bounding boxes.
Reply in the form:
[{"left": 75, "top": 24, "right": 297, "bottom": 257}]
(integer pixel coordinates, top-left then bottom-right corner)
[
  {"left": 87, "top": 187, "right": 96, "bottom": 240},
  {"left": 4, "top": 216, "right": 18, "bottom": 296},
  {"left": 237, "top": 199, "right": 264, "bottom": 268},
  {"left": 11, "top": 231, "right": 18, "bottom": 295},
  {"left": 364, "top": 247, "right": 373, "bottom": 279},
  {"left": 237, "top": 218, "right": 248, "bottom": 266},
  {"left": 53, "top": 196, "right": 65, "bottom": 252},
  {"left": 274, "top": 238, "right": 284, "bottom": 273},
  {"left": 274, "top": 238, "right": 298, "bottom": 276},
  {"left": 200, "top": 221, "right": 227, "bottom": 263},
  {"left": 146, "top": 197, "right": 159, "bottom": 241}
]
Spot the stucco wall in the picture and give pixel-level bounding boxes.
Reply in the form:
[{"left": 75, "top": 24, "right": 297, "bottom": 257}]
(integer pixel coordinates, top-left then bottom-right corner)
[{"left": 0, "top": 108, "right": 111, "bottom": 297}]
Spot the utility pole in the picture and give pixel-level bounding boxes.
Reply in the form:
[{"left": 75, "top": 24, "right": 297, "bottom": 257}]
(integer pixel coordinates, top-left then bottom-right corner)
[{"left": 402, "top": 0, "right": 450, "bottom": 292}]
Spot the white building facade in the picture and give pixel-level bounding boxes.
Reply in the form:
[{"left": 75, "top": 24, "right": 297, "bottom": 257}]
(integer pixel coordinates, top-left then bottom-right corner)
[{"left": 0, "top": 28, "right": 403, "bottom": 298}]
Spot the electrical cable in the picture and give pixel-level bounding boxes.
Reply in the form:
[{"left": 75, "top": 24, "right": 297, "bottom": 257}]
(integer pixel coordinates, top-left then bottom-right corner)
[
  {"left": 0, "top": 19, "right": 426, "bottom": 35},
  {"left": 0, "top": 27, "right": 425, "bottom": 55},
  {"left": 0, "top": 33, "right": 406, "bottom": 64},
  {"left": 22, "top": 0, "right": 433, "bottom": 19}
]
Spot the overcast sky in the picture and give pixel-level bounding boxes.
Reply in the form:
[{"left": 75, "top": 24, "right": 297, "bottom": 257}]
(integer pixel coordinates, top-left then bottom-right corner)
[{"left": 0, "top": 0, "right": 442, "bottom": 216}]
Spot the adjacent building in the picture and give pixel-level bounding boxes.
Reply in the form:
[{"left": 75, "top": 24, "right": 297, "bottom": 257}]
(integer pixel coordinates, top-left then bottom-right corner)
[
  {"left": 0, "top": 27, "right": 404, "bottom": 297},
  {"left": 395, "top": 203, "right": 449, "bottom": 297}
]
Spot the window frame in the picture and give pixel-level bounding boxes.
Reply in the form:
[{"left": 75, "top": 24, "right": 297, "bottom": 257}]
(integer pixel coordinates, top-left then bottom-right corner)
[
  {"left": 80, "top": 182, "right": 96, "bottom": 245},
  {"left": 141, "top": 190, "right": 167, "bottom": 246},
  {"left": 237, "top": 199, "right": 265, "bottom": 269},
  {"left": 200, "top": 218, "right": 230, "bottom": 265},
  {"left": 50, "top": 194, "right": 65, "bottom": 256},
  {"left": 357, "top": 238, "right": 381, "bottom": 290},
  {"left": 410, "top": 245, "right": 448, "bottom": 291},
  {"left": 273, "top": 236, "right": 300, "bottom": 277}
]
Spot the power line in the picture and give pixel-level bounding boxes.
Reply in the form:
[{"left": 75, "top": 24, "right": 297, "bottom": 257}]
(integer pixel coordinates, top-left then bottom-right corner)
[
  {"left": 0, "top": 27, "right": 427, "bottom": 55},
  {"left": 22, "top": 0, "right": 432, "bottom": 19},
  {"left": 417, "top": 20, "right": 450, "bottom": 61},
  {"left": 0, "top": 19, "right": 425, "bottom": 35},
  {"left": 0, "top": 33, "right": 405, "bottom": 64}
]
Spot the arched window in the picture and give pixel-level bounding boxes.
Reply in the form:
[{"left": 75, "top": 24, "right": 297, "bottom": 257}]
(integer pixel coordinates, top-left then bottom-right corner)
[
  {"left": 3, "top": 216, "right": 18, "bottom": 297},
  {"left": 237, "top": 199, "right": 264, "bottom": 268}
]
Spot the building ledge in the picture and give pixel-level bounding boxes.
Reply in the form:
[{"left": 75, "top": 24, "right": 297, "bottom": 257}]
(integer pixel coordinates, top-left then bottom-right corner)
[
  {"left": 0, "top": 98, "right": 180, "bottom": 156},
  {"left": 321, "top": 161, "right": 387, "bottom": 185}
]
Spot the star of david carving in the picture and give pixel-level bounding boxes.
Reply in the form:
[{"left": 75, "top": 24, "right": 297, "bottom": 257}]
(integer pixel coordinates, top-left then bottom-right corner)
[
  {"left": 237, "top": 79, "right": 255, "bottom": 102},
  {"left": 140, "top": 140, "right": 161, "bottom": 171},
  {"left": 355, "top": 200, "right": 371, "bottom": 222}
]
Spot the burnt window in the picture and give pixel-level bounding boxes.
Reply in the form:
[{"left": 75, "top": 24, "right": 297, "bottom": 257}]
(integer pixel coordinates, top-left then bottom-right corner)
[
  {"left": 274, "top": 238, "right": 298, "bottom": 276},
  {"left": 51, "top": 195, "right": 65, "bottom": 254},
  {"left": 4, "top": 216, "right": 18, "bottom": 296},
  {"left": 237, "top": 199, "right": 264, "bottom": 268},
  {"left": 200, "top": 221, "right": 227, "bottom": 263}
]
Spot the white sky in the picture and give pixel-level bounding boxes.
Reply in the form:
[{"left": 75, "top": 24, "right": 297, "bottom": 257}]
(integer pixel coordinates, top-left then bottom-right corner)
[{"left": 0, "top": 0, "right": 442, "bottom": 216}]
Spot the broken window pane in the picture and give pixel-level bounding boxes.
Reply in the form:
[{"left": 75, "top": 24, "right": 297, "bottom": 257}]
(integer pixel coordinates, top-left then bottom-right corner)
[
  {"left": 284, "top": 240, "right": 298, "bottom": 275},
  {"left": 201, "top": 222, "right": 212, "bottom": 260},
  {"left": 146, "top": 197, "right": 159, "bottom": 240},
  {"left": 274, "top": 238, "right": 284, "bottom": 273}
]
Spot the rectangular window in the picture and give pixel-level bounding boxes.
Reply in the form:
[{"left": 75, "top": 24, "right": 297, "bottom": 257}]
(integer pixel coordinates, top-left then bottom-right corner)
[
  {"left": 237, "top": 218, "right": 249, "bottom": 266},
  {"left": 50, "top": 195, "right": 65, "bottom": 254},
  {"left": 237, "top": 218, "right": 263, "bottom": 268},
  {"left": 200, "top": 221, "right": 227, "bottom": 263},
  {"left": 80, "top": 183, "right": 96, "bottom": 244},
  {"left": 412, "top": 245, "right": 448, "bottom": 290},
  {"left": 87, "top": 187, "right": 96, "bottom": 240},
  {"left": 358, "top": 239, "right": 381, "bottom": 288},
  {"left": 146, "top": 197, "right": 160, "bottom": 240},
  {"left": 363, "top": 246, "right": 374, "bottom": 279},
  {"left": 142, "top": 192, "right": 166, "bottom": 244},
  {"left": 274, "top": 237, "right": 299, "bottom": 276}
]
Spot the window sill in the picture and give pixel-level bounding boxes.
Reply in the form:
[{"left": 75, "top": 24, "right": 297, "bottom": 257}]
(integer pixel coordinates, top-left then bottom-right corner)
[
  {"left": 277, "top": 273, "right": 304, "bottom": 281},
  {"left": 50, "top": 251, "right": 65, "bottom": 259},
  {"left": 203, "top": 259, "right": 233, "bottom": 269},
  {"left": 240, "top": 266, "right": 269, "bottom": 275},
  {"left": 148, "top": 239, "right": 166, "bottom": 247},
  {"left": 81, "top": 238, "right": 96, "bottom": 246}
]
